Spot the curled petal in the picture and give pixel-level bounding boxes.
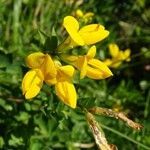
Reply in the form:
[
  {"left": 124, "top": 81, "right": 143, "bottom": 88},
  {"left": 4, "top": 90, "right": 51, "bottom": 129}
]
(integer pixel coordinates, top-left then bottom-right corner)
[
  {"left": 79, "top": 24, "right": 109, "bottom": 45},
  {"left": 26, "top": 52, "right": 45, "bottom": 68},
  {"left": 63, "top": 16, "right": 84, "bottom": 46},
  {"left": 109, "top": 44, "right": 119, "bottom": 58},
  {"left": 88, "top": 59, "right": 113, "bottom": 79},
  {"left": 55, "top": 81, "right": 77, "bottom": 108},
  {"left": 22, "top": 69, "right": 43, "bottom": 99}
]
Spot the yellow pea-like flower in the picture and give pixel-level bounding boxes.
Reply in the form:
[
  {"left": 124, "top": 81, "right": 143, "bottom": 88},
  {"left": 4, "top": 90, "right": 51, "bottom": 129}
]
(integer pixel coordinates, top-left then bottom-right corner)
[
  {"left": 123, "top": 48, "right": 131, "bottom": 62},
  {"left": 22, "top": 52, "right": 56, "bottom": 99},
  {"left": 22, "top": 52, "right": 77, "bottom": 108},
  {"left": 104, "top": 43, "right": 131, "bottom": 68},
  {"left": 64, "top": 16, "right": 109, "bottom": 46},
  {"left": 58, "top": 16, "right": 109, "bottom": 51},
  {"left": 65, "top": 45, "right": 113, "bottom": 79}
]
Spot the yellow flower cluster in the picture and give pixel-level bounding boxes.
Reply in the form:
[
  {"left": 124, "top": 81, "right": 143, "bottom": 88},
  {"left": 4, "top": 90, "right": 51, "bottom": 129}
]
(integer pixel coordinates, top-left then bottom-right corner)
[
  {"left": 104, "top": 43, "right": 131, "bottom": 68},
  {"left": 22, "top": 16, "right": 113, "bottom": 108},
  {"left": 22, "top": 53, "right": 77, "bottom": 108}
]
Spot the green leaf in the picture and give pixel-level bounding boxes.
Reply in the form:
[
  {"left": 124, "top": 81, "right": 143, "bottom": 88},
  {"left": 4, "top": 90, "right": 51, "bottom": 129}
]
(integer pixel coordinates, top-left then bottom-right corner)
[
  {"left": 37, "top": 30, "right": 47, "bottom": 44},
  {"left": 51, "top": 27, "right": 57, "bottom": 36},
  {"left": 44, "top": 36, "right": 58, "bottom": 52},
  {"left": 8, "top": 134, "right": 24, "bottom": 147},
  {"left": 34, "top": 115, "right": 48, "bottom": 136},
  {"left": 0, "top": 97, "right": 13, "bottom": 111},
  {"left": 15, "top": 112, "right": 30, "bottom": 124}
]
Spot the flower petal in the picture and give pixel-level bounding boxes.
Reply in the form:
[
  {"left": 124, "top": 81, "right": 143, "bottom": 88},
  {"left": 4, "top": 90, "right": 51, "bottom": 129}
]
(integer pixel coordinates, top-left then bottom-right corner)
[
  {"left": 80, "top": 57, "right": 87, "bottom": 79},
  {"left": 88, "top": 59, "right": 113, "bottom": 78},
  {"left": 123, "top": 49, "right": 131, "bottom": 61},
  {"left": 55, "top": 81, "right": 77, "bottom": 108},
  {"left": 22, "top": 69, "right": 44, "bottom": 99},
  {"left": 63, "top": 16, "right": 84, "bottom": 46},
  {"left": 41, "top": 54, "right": 57, "bottom": 80},
  {"left": 79, "top": 24, "right": 109, "bottom": 45},
  {"left": 84, "top": 12, "right": 94, "bottom": 18},
  {"left": 109, "top": 44, "right": 119, "bottom": 58},
  {"left": 64, "top": 55, "right": 78, "bottom": 62},
  {"left": 117, "top": 51, "right": 125, "bottom": 61},
  {"left": 46, "top": 78, "right": 57, "bottom": 85},
  {"left": 103, "top": 59, "right": 112, "bottom": 66},
  {"left": 87, "top": 45, "right": 96, "bottom": 58},
  {"left": 63, "top": 16, "right": 79, "bottom": 31},
  {"left": 26, "top": 52, "right": 45, "bottom": 68},
  {"left": 56, "top": 65, "right": 75, "bottom": 82},
  {"left": 74, "top": 56, "right": 87, "bottom": 79},
  {"left": 76, "top": 9, "right": 84, "bottom": 17},
  {"left": 59, "top": 65, "right": 75, "bottom": 78},
  {"left": 86, "top": 66, "right": 105, "bottom": 79},
  {"left": 110, "top": 60, "right": 122, "bottom": 68}
]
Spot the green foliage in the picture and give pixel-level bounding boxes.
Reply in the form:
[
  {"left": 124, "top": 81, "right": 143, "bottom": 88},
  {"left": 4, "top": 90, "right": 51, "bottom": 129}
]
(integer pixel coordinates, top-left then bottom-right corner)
[{"left": 0, "top": 0, "right": 149, "bottom": 149}]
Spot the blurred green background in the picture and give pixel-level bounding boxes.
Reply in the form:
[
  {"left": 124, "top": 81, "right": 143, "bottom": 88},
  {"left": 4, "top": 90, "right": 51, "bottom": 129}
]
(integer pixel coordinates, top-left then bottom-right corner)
[{"left": 0, "top": 0, "right": 150, "bottom": 149}]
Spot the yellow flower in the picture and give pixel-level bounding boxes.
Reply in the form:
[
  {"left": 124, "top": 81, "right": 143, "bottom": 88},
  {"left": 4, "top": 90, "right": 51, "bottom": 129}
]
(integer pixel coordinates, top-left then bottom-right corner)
[
  {"left": 55, "top": 65, "right": 77, "bottom": 108},
  {"left": 58, "top": 16, "right": 109, "bottom": 51},
  {"left": 75, "top": 9, "right": 84, "bottom": 18},
  {"left": 104, "top": 44, "right": 131, "bottom": 68},
  {"left": 22, "top": 52, "right": 77, "bottom": 108},
  {"left": 75, "top": 9, "right": 94, "bottom": 21},
  {"left": 22, "top": 52, "right": 56, "bottom": 99},
  {"left": 65, "top": 46, "right": 113, "bottom": 79}
]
